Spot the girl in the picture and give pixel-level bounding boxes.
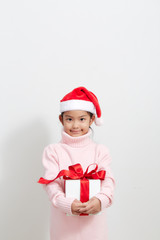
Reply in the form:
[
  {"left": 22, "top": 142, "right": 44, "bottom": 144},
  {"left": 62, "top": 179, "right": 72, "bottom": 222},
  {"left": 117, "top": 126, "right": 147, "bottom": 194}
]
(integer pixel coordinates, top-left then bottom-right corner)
[{"left": 38, "top": 86, "right": 115, "bottom": 240}]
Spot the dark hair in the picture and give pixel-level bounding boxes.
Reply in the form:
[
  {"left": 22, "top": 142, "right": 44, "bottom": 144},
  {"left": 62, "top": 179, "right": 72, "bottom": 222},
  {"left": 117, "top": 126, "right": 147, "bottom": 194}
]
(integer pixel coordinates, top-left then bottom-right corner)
[{"left": 87, "top": 111, "right": 94, "bottom": 118}]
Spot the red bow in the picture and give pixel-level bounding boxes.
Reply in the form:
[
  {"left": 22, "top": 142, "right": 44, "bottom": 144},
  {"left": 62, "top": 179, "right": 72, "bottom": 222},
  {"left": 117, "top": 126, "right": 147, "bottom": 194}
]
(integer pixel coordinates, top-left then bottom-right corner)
[{"left": 38, "top": 163, "right": 106, "bottom": 184}]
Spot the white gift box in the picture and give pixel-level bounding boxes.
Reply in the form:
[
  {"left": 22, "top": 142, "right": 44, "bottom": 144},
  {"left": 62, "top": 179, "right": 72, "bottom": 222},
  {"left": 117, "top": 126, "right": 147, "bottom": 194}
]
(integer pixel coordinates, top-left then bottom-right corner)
[{"left": 65, "top": 179, "right": 101, "bottom": 216}]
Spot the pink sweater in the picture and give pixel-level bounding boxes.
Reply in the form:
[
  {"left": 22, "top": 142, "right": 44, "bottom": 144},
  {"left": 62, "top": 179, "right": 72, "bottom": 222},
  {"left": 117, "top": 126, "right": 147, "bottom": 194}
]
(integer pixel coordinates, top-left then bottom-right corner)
[{"left": 41, "top": 128, "right": 115, "bottom": 240}]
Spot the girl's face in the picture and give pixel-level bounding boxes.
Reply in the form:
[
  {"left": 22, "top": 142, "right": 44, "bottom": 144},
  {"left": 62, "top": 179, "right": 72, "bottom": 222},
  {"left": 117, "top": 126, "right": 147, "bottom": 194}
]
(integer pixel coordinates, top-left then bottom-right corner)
[{"left": 59, "top": 110, "right": 95, "bottom": 137}]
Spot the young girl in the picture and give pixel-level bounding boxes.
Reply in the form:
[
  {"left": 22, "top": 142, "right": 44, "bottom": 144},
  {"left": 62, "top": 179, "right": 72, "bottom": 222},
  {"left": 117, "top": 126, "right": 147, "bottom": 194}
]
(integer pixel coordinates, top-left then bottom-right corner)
[{"left": 38, "top": 86, "right": 115, "bottom": 240}]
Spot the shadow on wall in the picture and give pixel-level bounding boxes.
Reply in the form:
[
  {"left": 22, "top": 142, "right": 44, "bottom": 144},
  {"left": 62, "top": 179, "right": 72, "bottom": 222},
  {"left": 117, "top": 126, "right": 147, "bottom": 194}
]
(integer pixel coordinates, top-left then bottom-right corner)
[{"left": 1, "top": 119, "right": 54, "bottom": 240}]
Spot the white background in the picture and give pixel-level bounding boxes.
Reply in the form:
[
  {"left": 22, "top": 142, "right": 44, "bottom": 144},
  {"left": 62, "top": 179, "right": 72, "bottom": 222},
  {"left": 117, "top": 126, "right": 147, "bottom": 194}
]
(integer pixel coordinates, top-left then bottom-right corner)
[{"left": 0, "top": 0, "right": 160, "bottom": 239}]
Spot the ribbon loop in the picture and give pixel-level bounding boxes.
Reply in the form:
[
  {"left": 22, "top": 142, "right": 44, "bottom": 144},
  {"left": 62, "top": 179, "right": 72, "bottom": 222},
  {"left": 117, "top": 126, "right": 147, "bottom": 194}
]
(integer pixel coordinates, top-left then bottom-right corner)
[
  {"left": 84, "top": 163, "right": 98, "bottom": 177},
  {"left": 68, "top": 164, "right": 84, "bottom": 178}
]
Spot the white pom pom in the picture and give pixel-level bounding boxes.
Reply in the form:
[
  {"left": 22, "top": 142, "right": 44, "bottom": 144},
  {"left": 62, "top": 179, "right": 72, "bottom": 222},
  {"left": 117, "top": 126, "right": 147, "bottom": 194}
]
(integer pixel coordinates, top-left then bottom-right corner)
[{"left": 94, "top": 117, "right": 103, "bottom": 126}]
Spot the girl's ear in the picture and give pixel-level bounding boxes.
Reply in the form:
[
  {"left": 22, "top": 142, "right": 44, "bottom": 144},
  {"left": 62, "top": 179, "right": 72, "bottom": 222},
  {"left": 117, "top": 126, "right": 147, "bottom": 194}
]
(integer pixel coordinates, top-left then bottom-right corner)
[
  {"left": 59, "top": 115, "right": 64, "bottom": 125},
  {"left": 89, "top": 114, "right": 95, "bottom": 126}
]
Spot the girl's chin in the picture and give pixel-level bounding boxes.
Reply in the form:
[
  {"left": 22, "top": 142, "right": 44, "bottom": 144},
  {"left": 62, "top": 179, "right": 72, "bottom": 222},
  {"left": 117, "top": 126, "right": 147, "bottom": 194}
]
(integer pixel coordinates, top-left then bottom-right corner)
[{"left": 70, "top": 132, "right": 82, "bottom": 136}]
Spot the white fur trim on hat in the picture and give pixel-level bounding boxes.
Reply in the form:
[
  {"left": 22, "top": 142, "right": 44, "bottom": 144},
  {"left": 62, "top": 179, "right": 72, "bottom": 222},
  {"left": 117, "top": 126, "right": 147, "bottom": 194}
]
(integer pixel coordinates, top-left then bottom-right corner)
[{"left": 60, "top": 100, "right": 96, "bottom": 114}]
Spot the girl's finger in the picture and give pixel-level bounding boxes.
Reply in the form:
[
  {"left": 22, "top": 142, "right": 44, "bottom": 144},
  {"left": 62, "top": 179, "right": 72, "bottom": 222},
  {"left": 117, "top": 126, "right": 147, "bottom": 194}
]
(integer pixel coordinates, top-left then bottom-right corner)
[
  {"left": 81, "top": 207, "right": 94, "bottom": 215},
  {"left": 79, "top": 205, "right": 92, "bottom": 213}
]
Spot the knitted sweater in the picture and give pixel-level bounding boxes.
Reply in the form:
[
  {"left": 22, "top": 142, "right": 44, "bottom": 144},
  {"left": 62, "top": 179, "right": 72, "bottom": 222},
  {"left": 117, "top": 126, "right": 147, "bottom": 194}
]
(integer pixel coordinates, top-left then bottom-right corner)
[{"left": 41, "top": 128, "right": 115, "bottom": 240}]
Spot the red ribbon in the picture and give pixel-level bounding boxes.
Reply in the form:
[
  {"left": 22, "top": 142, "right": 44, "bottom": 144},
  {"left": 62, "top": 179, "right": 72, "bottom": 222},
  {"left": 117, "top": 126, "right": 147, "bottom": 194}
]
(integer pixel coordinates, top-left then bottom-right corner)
[
  {"left": 38, "top": 163, "right": 106, "bottom": 216},
  {"left": 38, "top": 163, "right": 106, "bottom": 183}
]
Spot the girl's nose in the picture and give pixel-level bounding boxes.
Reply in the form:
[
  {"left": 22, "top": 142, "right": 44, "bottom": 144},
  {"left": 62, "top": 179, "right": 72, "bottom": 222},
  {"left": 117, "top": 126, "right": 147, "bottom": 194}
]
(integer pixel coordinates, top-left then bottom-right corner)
[{"left": 72, "top": 121, "right": 79, "bottom": 128}]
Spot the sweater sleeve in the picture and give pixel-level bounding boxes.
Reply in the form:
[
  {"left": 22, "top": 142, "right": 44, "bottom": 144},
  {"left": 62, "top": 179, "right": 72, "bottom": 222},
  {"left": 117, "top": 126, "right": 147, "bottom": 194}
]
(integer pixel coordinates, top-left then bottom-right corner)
[
  {"left": 94, "top": 144, "right": 115, "bottom": 211},
  {"left": 41, "top": 144, "right": 76, "bottom": 215}
]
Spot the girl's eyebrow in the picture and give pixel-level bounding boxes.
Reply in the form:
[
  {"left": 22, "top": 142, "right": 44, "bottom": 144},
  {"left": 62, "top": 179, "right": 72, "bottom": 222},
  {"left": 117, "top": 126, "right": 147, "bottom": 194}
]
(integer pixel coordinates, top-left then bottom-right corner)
[{"left": 64, "top": 115, "right": 73, "bottom": 117}]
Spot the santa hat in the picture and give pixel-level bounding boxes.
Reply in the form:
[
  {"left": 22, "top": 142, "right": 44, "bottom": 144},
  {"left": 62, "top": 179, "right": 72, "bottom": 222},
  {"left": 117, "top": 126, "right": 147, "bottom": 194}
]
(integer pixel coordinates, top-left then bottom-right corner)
[{"left": 60, "top": 86, "right": 103, "bottom": 126}]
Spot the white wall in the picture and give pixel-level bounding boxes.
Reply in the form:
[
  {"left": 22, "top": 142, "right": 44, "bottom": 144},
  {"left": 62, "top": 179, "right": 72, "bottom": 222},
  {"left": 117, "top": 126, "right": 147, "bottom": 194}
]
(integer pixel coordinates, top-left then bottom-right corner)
[{"left": 0, "top": 0, "right": 160, "bottom": 239}]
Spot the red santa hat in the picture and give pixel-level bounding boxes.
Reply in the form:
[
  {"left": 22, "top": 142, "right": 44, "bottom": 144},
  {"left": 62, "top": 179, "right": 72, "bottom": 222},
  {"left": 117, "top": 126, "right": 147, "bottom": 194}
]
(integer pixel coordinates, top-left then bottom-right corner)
[{"left": 60, "top": 86, "right": 103, "bottom": 126}]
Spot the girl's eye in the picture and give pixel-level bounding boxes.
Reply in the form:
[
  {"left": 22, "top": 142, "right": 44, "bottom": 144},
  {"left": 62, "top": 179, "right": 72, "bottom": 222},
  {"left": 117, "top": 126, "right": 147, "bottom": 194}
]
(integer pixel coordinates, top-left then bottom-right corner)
[
  {"left": 80, "top": 118, "right": 85, "bottom": 121},
  {"left": 66, "top": 118, "right": 72, "bottom": 121}
]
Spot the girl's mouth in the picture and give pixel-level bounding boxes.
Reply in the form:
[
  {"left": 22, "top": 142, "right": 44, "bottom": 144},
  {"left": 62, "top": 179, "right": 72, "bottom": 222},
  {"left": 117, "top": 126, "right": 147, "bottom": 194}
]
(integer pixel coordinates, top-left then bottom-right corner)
[{"left": 71, "top": 130, "right": 81, "bottom": 133}]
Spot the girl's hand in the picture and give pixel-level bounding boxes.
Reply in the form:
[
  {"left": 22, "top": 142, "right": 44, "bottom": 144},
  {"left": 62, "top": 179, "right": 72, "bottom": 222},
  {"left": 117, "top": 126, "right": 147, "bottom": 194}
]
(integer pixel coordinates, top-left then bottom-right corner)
[
  {"left": 71, "top": 199, "right": 86, "bottom": 215},
  {"left": 78, "top": 197, "right": 101, "bottom": 215}
]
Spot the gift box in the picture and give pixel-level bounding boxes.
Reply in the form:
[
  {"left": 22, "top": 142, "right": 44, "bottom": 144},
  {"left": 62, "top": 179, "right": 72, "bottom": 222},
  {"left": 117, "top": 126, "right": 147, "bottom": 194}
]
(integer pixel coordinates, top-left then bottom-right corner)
[
  {"left": 65, "top": 179, "right": 101, "bottom": 216},
  {"left": 65, "top": 179, "right": 100, "bottom": 200}
]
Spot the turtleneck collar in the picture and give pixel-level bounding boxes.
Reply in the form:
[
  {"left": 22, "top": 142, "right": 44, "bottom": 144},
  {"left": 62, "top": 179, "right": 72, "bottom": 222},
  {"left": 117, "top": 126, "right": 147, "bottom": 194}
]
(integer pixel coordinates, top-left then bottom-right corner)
[{"left": 60, "top": 128, "right": 93, "bottom": 148}]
